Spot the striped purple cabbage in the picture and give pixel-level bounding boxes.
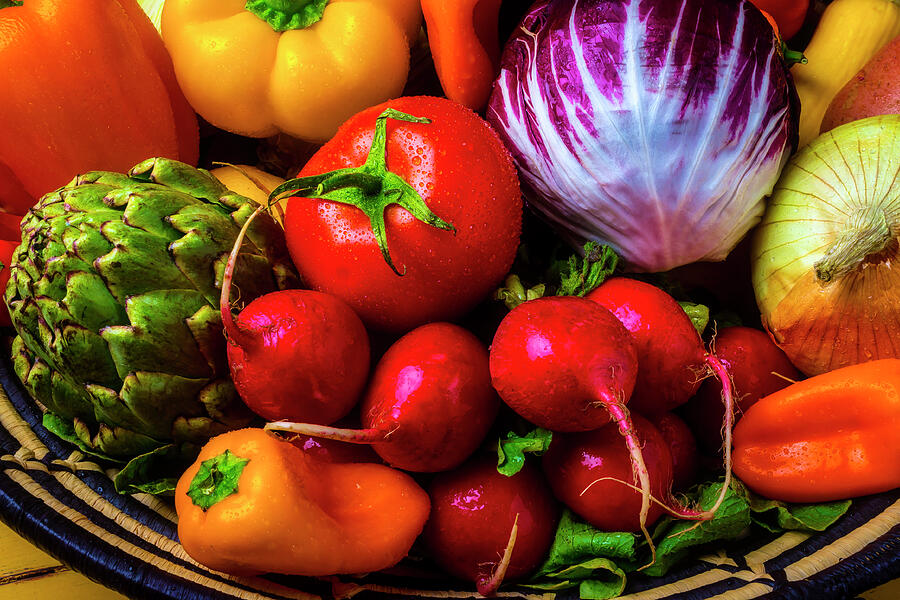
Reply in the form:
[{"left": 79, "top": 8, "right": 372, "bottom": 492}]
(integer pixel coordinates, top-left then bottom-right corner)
[{"left": 488, "top": 0, "right": 798, "bottom": 272}]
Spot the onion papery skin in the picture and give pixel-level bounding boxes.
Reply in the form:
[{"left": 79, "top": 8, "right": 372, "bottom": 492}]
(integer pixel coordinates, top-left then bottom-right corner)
[
  {"left": 487, "top": 0, "right": 798, "bottom": 272},
  {"left": 751, "top": 115, "right": 900, "bottom": 376}
]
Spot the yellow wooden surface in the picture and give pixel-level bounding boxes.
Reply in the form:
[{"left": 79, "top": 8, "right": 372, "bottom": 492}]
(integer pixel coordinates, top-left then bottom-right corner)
[
  {"left": 1, "top": 516, "right": 898, "bottom": 600},
  {"left": 0, "top": 519, "right": 126, "bottom": 600}
]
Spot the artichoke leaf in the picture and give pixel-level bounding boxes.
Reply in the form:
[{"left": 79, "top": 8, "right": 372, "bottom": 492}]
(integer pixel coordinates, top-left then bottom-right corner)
[
  {"left": 8, "top": 299, "right": 64, "bottom": 374},
  {"left": 45, "top": 370, "right": 102, "bottom": 426},
  {"left": 105, "top": 187, "right": 198, "bottom": 241},
  {"left": 97, "top": 221, "right": 196, "bottom": 301},
  {"left": 129, "top": 158, "right": 229, "bottom": 205},
  {"left": 41, "top": 413, "right": 124, "bottom": 463},
  {"left": 87, "top": 373, "right": 209, "bottom": 441},
  {"left": 212, "top": 252, "right": 287, "bottom": 310},
  {"left": 42, "top": 412, "right": 163, "bottom": 461},
  {"left": 167, "top": 205, "right": 249, "bottom": 303},
  {"left": 72, "top": 171, "right": 138, "bottom": 190},
  {"left": 188, "top": 378, "right": 255, "bottom": 434},
  {"left": 15, "top": 334, "right": 117, "bottom": 427},
  {"left": 101, "top": 290, "right": 217, "bottom": 379},
  {"left": 112, "top": 443, "right": 198, "bottom": 496},
  {"left": 49, "top": 323, "right": 120, "bottom": 387},
  {"left": 61, "top": 271, "right": 127, "bottom": 332},
  {"left": 57, "top": 182, "right": 122, "bottom": 213},
  {"left": 66, "top": 227, "right": 116, "bottom": 272},
  {"left": 185, "top": 304, "right": 227, "bottom": 376}
]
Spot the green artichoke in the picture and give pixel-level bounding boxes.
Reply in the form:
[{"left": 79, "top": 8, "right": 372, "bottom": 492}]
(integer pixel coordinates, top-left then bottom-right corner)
[{"left": 4, "top": 158, "right": 299, "bottom": 494}]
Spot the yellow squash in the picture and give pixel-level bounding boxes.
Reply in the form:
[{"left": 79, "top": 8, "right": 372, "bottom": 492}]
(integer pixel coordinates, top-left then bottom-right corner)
[{"left": 791, "top": 0, "right": 900, "bottom": 148}]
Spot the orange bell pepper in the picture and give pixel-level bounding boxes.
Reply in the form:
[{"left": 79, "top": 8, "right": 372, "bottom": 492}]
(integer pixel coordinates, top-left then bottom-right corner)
[
  {"left": 0, "top": 0, "right": 198, "bottom": 215},
  {"left": 733, "top": 359, "right": 900, "bottom": 503},
  {"left": 748, "top": 0, "right": 809, "bottom": 40},
  {"left": 421, "top": 0, "right": 503, "bottom": 111},
  {"left": 0, "top": 211, "right": 22, "bottom": 327},
  {"left": 175, "top": 428, "right": 431, "bottom": 576}
]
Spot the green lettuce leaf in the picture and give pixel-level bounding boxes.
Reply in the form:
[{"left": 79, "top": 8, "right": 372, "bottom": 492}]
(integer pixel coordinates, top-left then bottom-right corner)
[
  {"left": 678, "top": 301, "right": 710, "bottom": 335},
  {"left": 523, "top": 479, "right": 852, "bottom": 596},
  {"left": 556, "top": 242, "right": 619, "bottom": 297},
  {"left": 737, "top": 480, "right": 852, "bottom": 533},
  {"left": 497, "top": 428, "right": 553, "bottom": 476},
  {"left": 641, "top": 482, "right": 751, "bottom": 577},
  {"left": 522, "top": 510, "right": 636, "bottom": 599}
]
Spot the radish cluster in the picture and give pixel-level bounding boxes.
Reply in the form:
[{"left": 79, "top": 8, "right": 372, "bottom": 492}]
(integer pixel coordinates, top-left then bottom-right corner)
[
  {"left": 489, "top": 280, "right": 737, "bottom": 555},
  {"left": 218, "top": 210, "right": 756, "bottom": 592}
]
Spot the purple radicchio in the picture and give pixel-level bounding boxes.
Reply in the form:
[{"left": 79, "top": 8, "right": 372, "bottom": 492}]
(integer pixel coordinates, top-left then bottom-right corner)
[{"left": 488, "top": 0, "right": 798, "bottom": 272}]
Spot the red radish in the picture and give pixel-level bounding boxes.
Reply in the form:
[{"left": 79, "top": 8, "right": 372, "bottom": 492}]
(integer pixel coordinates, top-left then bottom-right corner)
[
  {"left": 220, "top": 207, "right": 370, "bottom": 424},
  {"left": 649, "top": 412, "right": 699, "bottom": 491},
  {"left": 542, "top": 414, "right": 673, "bottom": 532},
  {"left": 489, "top": 296, "right": 638, "bottom": 433},
  {"left": 488, "top": 295, "right": 718, "bottom": 555},
  {"left": 423, "top": 456, "right": 559, "bottom": 595},
  {"left": 289, "top": 432, "right": 381, "bottom": 464},
  {"left": 584, "top": 277, "right": 736, "bottom": 510},
  {"left": 267, "top": 322, "right": 499, "bottom": 472},
  {"left": 682, "top": 325, "right": 801, "bottom": 455},
  {"left": 585, "top": 277, "right": 708, "bottom": 416}
]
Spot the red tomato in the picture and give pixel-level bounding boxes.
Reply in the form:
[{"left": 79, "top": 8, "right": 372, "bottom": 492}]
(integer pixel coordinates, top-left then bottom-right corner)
[{"left": 283, "top": 96, "right": 522, "bottom": 332}]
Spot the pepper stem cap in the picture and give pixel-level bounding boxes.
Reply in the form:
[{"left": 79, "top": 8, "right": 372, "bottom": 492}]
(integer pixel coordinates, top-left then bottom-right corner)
[{"left": 244, "top": 0, "right": 328, "bottom": 32}]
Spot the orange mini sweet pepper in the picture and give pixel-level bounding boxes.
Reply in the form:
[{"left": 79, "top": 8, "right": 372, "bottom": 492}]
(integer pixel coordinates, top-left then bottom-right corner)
[
  {"left": 733, "top": 359, "right": 900, "bottom": 503},
  {"left": 748, "top": 0, "right": 809, "bottom": 40},
  {"left": 160, "top": 0, "right": 422, "bottom": 143},
  {"left": 175, "top": 428, "right": 431, "bottom": 576},
  {"left": 421, "top": 0, "right": 503, "bottom": 111},
  {"left": 0, "top": 0, "right": 198, "bottom": 214}
]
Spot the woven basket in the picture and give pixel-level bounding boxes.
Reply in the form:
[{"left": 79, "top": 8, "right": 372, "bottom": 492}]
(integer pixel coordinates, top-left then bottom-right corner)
[{"left": 1, "top": 352, "right": 898, "bottom": 600}]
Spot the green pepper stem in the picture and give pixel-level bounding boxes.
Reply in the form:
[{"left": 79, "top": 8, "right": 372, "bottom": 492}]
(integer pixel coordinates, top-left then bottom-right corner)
[
  {"left": 782, "top": 47, "right": 806, "bottom": 67},
  {"left": 814, "top": 207, "right": 895, "bottom": 284},
  {"left": 186, "top": 449, "right": 250, "bottom": 511},
  {"left": 0, "top": 1, "right": 23, "bottom": 9},
  {"left": 244, "top": 0, "right": 328, "bottom": 32}
]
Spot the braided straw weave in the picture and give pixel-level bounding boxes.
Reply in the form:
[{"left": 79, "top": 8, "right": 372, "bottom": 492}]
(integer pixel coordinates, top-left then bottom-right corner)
[{"left": 1, "top": 353, "right": 897, "bottom": 600}]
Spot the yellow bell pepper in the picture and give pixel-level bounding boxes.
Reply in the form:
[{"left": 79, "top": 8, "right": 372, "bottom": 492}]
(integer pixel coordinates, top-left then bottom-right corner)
[{"left": 160, "top": 0, "right": 422, "bottom": 143}]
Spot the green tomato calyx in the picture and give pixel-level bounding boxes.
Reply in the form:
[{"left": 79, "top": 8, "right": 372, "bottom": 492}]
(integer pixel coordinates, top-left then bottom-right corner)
[{"left": 270, "top": 108, "right": 456, "bottom": 276}]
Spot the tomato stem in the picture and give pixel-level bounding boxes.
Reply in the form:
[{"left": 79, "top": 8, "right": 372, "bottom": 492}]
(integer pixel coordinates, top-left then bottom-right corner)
[{"left": 268, "top": 108, "right": 456, "bottom": 276}]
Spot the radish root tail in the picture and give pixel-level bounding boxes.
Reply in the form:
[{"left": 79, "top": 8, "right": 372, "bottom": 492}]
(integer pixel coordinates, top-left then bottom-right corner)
[
  {"left": 265, "top": 421, "right": 385, "bottom": 444},
  {"left": 220, "top": 205, "right": 265, "bottom": 351},
  {"left": 700, "top": 353, "right": 735, "bottom": 520},
  {"left": 476, "top": 513, "right": 519, "bottom": 597},
  {"left": 602, "top": 398, "right": 657, "bottom": 568}
]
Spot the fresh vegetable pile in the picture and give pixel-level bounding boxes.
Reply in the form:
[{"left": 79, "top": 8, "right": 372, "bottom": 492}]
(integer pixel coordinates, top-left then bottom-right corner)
[{"left": 1, "top": 0, "right": 898, "bottom": 598}]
